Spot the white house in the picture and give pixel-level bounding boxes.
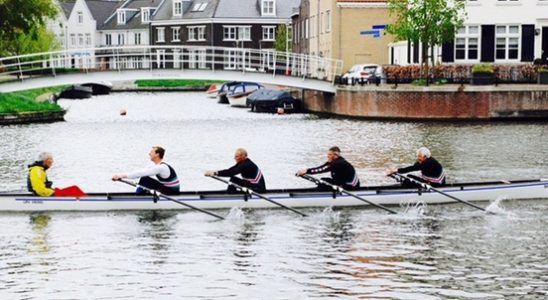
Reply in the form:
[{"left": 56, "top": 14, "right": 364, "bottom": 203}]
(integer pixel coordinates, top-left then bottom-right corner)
[{"left": 389, "top": 0, "right": 548, "bottom": 65}]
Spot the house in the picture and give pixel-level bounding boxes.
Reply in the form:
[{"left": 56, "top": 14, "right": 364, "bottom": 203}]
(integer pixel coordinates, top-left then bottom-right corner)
[
  {"left": 149, "top": 0, "right": 300, "bottom": 69},
  {"left": 389, "top": 0, "right": 548, "bottom": 66},
  {"left": 292, "top": 0, "right": 395, "bottom": 72}
]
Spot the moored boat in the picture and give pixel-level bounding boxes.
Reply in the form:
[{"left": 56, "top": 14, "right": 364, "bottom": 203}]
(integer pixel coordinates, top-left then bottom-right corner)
[
  {"left": 227, "top": 83, "right": 264, "bottom": 107},
  {"left": 247, "top": 89, "right": 302, "bottom": 113},
  {"left": 81, "top": 82, "right": 112, "bottom": 95},
  {"left": 1, "top": 178, "right": 546, "bottom": 212}
]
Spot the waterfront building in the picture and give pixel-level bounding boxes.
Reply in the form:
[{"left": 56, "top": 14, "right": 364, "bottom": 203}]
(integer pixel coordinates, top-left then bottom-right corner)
[
  {"left": 389, "top": 0, "right": 548, "bottom": 65},
  {"left": 292, "top": 0, "right": 394, "bottom": 71}
]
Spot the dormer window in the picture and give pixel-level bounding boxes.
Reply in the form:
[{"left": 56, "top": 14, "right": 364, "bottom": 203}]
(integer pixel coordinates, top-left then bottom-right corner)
[
  {"left": 77, "top": 11, "right": 84, "bottom": 24},
  {"left": 173, "top": 0, "right": 183, "bottom": 16},
  {"left": 117, "top": 10, "right": 126, "bottom": 25},
  {"left": 141, "top": 8, "right": 151, "bottom": 23},
  {"left": 261, "top": 0, "right": 275, "bottom": 16}
]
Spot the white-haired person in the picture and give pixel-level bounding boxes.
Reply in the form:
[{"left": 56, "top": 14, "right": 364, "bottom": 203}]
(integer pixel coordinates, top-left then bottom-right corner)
[
  {"left": 27, "top": 152, "right": 86, "bottom": 197},
  {"left": 387, "top": 147, "right": 446, "bottom": 187},
  {"left": 205, "top": 148, "right": 266, "bottom": 193}
]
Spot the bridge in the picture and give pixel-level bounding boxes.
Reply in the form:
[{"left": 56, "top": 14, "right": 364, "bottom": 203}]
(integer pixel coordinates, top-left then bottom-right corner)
[{"left": 0, "top": 46, "right": 343, "bottom": 93}]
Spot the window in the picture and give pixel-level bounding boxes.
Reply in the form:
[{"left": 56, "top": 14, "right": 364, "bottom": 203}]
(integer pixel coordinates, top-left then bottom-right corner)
[
  {"left": 262, "top": 0, "right": 275, "bottom": 16},
  {"left": 85, "top": 33, "right": 91, "bottom": 46},
  {"left": 135, "top": 33, "right": 141, "bottom": 45},
  {"left": 78, "top": 33, "right": 84, "bottom": 46},
  {"left": 305, "top": 18, "right": 309, "bottom": 39},
  {"left": 239, "top": 26, "right": 251, "bottom": 41},
  {"left": 262, "top": 26, "right": 275, "bottom": 41},
  {"left": 157, "top": 27, "right": 165, "bottom": 42},
  {"left": 325, "top": 10, "right": 331, "bottom": 32},
  {"left": 172, "top": 27, "right": 180, "bottom": 41},
  {"left": 188, "top": 27, "right": 196, "bottom": 41},
  {"left": 105, "top": 34, "right": 112, "bottom": 46},
  {"left": 173, "top": 0, "right": 182, "bottom": 16},
  {"left": 77, "top": 11, "right": 84, "bottom": 24},
  {"left": 142, "top": 8, "right": 150, "bottom": 23},
  {"left": 455, "top": 25, "right": 479, "bottom": 61},
  {"left": 192, "top": 2, "right": 208, "bottom": 11},
  {"left": 224, "top": 50, "right": 237, "bottom": 69},
  {"left": 118, "top": 33, "right": 125, "bottom": 45},
  {"left": 70, "top": 34, "right": 76, "bottom": 46},
  {"left": 223, "top": 26, "right": 237, "bottom": 41},
  {"left": 117, "top": 10, "right": 126, "bottom": 25},
  {"left": 496, "top": 25, "right": 519, "bottom": 60},
  {"left": 197, "top": 26, "right": 205, "bottom": 41}
]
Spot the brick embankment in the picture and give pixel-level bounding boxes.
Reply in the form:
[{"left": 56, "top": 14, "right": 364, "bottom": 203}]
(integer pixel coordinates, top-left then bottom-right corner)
[{"left": 303, "top": 84, "right": 548, "bottom": 121}]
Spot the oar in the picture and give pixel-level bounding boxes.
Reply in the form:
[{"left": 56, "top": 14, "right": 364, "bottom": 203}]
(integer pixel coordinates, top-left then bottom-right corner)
[
  {"left": 208, "top": 175, "right": 307, "bottom": 217},
  {"left": 116, "top": 179, "right": 225, "bottom": 220},
  {"left": 391, "top": 173, "right": 494, "bottom": 214},
  {"left": 298, "top": 174, "right": 398, "bottom": 214}
]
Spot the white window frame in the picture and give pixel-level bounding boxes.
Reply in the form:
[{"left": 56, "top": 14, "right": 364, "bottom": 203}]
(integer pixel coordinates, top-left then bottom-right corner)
[
  {"left": 85, "top": 33, "right": 92, "bottom": 46},
  {"left": 223, "top": 26, "right": 237, "bottom": 41},
  {"left": 77, "top": 11, "right": 84, "bottom": 24},
  {"left": 495, "top": 25, "right": 520, "bottom": 61},
  {"left": 118, "top": 33, "right": 125, "bottom": 45},
  {"left": 455, "top": 25, "right": 480, "bottom": 62},
  {"left": 105, "top": 34, "right": 112, "bottom": 46},
  {"left": 173, "top": 0, "right": 183, "bottom": 16},
  {"left": 117, "top": 10, "right": 126, "bottom": 25},
  {"left": 238, "top": 26, "right": 251, "bottom": 41},
  {"left": 78, "top": 33, "right": 84, "bottom": 46},
  {"left": 157, "top": 27, "right": 165, "bottom": 42},
  {"left": 224, "top": 50, "right": 237, "bottom": 70},
  {"left": 70, "top": 34, "right": 76, "bottom": 46},
  {"left": 261, "top": 0, "right": 275, "bottom": 16},
  {"left": 141, "top": 8, "right": 151, "bottom": 23},
  {"left": 172, "top": 27, "right": 181, "bottom": 42},
  {"left": 134, "top": 32, "right": 142, "bottom": 45},
  {"left": 325, "top": 10, "right": 331, "bottom": 32},
  {"left": 197, "top": 26, "right": 206, "bottom": 41},
  {"left": 262, "top": 26, "right": 275, "bottom": 41},
  {"left": 188, "top": 26, "right": 196, "bottom": 41}
]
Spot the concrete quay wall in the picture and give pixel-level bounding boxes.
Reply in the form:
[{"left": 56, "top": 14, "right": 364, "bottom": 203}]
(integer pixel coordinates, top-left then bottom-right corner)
[{"left": 303, "top": 85, "right": 548, "bottom": 121}]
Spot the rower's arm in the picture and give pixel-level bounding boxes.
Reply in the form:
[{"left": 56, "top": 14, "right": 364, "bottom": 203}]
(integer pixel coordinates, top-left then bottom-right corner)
[
  {"left": 397, "top": 162, "right": 421, "bottom": 174},
  {"left": 307, "top": 162, "right": 331, "bottom": 174}
]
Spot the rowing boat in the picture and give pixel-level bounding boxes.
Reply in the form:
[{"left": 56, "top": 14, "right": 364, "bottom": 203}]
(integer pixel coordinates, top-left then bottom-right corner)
[{"left": 1, "top": 178, "right": 546, "bottom": 212}]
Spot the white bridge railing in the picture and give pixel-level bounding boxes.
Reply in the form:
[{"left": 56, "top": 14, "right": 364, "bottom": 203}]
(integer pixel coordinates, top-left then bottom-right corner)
[{"left": 0, "top": 45, "right": 343, "bottom": 85}]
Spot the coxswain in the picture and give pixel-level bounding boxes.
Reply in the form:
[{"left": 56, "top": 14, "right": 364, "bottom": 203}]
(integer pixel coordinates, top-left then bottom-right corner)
[{"left": 27, "top": 152, "right": 56, "bottom": 197}]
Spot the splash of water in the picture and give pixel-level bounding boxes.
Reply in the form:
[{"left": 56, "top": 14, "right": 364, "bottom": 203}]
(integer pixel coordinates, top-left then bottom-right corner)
[
  {"left": 400, "top": 199, "right": 427, "bottom": 217},
  {"left": 485, "top": 196, "right": 516, "bottom": 218},
  {"left": 318, "top": 206, "right": 340, "bottom": 222},
  {"left": 224, "top": 206, "right": 246, "bottom": 222}
]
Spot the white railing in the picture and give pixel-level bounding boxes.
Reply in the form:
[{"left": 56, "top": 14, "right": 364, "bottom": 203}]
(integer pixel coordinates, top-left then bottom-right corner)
[{"left": 0, "top": 46, "right": 343, "bottom": 85}]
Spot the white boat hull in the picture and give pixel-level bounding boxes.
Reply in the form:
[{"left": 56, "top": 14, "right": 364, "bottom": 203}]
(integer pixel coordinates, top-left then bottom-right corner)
[
  {"left": 227, "top": 95, "right": 248, "bottom": 107},
  {"left": 1, "top": 180, "right": 547, "bottom": 212}
]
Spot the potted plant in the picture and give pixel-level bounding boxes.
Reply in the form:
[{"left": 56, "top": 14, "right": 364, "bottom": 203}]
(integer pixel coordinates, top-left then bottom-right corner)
[
  {"left": 471, "top": 64, "right": 495, "bottom": 85},
  {"left": 538, "top": 68, "right": 548, "bottom": 84}
]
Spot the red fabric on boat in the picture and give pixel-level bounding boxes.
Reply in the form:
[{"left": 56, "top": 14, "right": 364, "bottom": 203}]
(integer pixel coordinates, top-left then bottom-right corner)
[{"left": 54, "top": 186, "right": 87, "bottom": 197}]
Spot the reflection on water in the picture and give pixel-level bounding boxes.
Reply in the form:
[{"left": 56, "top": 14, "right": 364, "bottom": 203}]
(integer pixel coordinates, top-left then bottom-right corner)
[{"left": 0, "top": 92, "right": 547, "bottom": 298}]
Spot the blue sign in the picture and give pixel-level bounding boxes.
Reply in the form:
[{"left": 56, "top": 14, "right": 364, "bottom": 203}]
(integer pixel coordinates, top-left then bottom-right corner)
[
  {"left": 360, "top": 30, "right": 380, "bottom": 36},
  {"left": 372, "top": 25, "right": 387, "bottom": 30}
]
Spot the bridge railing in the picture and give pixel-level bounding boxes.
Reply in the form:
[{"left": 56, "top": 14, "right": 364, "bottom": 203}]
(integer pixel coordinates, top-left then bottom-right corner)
[{"left": 0, "top": 46, "right": 343, "bottom": 85}]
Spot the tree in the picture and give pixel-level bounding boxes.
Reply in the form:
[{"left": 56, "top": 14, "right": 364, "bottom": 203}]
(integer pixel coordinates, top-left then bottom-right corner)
[
  {"left": 274, "top": 24, "right": 291, "bottom": 52},
  {"left": 386, "top": 0, "right": 465, "bottom": 83},
  {"left": 0, "top": 0, "right": 58, "bottom": 56}
]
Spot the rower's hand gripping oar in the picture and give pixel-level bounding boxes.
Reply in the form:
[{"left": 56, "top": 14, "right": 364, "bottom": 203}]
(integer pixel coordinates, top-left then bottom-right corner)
[
  {"left": 207, "top": 175, "right": 307, "bottom": 217},
  {"left": 391, "top": 173, "right": 494, "bottom": 214},
  {"left": 298, "top": 174, "right": 398, "bottom": 214},
  {"left": 115, "top": 179, "right": 225, "bottom": 220}
]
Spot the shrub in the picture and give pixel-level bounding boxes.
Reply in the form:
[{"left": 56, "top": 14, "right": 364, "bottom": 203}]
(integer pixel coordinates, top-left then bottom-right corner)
[{"left": 472, "top": 64, "right": 494, "bottom": 74}]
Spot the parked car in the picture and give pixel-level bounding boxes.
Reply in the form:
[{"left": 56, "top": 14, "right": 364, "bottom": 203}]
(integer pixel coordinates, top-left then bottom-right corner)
[{"left": 342, "top": 64, "right": 384, "bottom": 85}]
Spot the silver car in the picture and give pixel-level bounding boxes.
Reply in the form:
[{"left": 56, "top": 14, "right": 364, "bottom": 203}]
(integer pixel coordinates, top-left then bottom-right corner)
[{"left": 342, "top": 64, "right": 384, "bottom": 85}]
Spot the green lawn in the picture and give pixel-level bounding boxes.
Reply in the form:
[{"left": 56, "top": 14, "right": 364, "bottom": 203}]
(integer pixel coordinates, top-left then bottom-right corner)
[
  {"left": 135, "top": 79, "right": 224, "bottom": 87},
  {"left": 0, "top": 86, "right": 65, "bottom": 114}
]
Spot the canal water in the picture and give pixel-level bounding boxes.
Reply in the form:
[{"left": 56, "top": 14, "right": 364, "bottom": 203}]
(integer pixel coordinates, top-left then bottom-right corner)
[{"left": 0, "top": 92, "right": 547, "bottom": 299}]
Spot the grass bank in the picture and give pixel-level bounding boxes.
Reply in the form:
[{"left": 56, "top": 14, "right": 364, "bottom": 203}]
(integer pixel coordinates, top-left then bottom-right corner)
[
  {"left": 135, "top": 79, "right": 224, "bottom": 88},
  {"left": 0, "top": 86, "right": 65, "bottom": 114}
]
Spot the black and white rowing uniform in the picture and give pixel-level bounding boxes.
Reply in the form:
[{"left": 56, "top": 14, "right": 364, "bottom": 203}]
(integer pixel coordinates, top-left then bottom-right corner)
[
  {"left": 216, "top": 158, "right": 266, "bottom": 193},
  {"left": 127, "top": 162, "right": 180, "bottom": 195},
  {"left": 397, "top": 157, "right": 446, "bottom": 186},
  {"left": 306, "top": 156, "right": 360, "bottom": 190}
]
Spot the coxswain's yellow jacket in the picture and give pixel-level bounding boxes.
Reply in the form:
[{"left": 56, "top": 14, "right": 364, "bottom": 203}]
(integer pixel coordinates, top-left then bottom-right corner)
[{"left": 28, "top": 163, "right": 55, "bottom": 197}]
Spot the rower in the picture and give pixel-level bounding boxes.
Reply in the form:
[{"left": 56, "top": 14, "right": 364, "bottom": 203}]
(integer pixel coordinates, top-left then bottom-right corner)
[
  {"left": 387, "top": 147, "right": 446, "bottom": 187},
  {"left": 297, "top": 146, "right": 360, "bottom": 191},
  {"left": 112, "top": 146, "right": 180, "bottom": 195},
  {"left": 205, "top": 148, "right": 266, "bottom": 193}
]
